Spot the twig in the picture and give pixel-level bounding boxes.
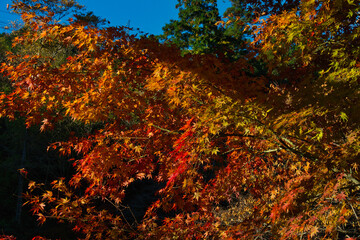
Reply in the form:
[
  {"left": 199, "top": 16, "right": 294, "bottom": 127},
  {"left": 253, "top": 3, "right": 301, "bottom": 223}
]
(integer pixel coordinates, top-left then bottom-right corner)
[
  {"left": 151, "top": 124, "right": 181, "bottom": 134},
  {"left": 104, "top": 197, "right": 138, "bottom": 232}
]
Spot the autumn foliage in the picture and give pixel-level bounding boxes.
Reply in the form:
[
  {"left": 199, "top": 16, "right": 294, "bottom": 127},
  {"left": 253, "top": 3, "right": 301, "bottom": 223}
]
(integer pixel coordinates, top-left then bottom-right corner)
[{"left": 1, "top": 0, "right": 360, "bottom": 239}]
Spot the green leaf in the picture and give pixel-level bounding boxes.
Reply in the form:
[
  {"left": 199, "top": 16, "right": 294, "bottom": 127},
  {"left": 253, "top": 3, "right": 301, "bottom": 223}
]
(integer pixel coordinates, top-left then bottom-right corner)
[{"left": 340, "top": 112, "right": 348, "bottom": 122}]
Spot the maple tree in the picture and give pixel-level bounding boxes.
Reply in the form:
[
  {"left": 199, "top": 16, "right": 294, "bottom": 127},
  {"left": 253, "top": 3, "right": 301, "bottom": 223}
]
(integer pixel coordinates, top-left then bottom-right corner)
[
  {"left": 1, "top": 0, "right": 360, "bottom": 239},
  {"left": 11, "top": 0, "right": 84, "bottom": 21},
  {"left": 0, "top": 2, "right": 108, "bottom": 238}
]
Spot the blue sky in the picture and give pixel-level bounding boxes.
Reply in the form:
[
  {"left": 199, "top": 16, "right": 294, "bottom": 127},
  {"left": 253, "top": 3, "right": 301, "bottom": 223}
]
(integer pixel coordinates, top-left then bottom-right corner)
[
  {"left": 0, "top": 0, "right": 17, "bottom": 31},
  {"left": 1, "top": 0, "right": 231, "bottom": 35},
  {"left": 77, "top": 0, "right": 179, "bottom": 35}
]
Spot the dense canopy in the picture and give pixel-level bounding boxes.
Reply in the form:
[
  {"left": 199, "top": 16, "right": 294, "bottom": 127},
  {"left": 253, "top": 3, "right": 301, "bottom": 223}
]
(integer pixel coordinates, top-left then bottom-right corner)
[{"left": 1, "top": 0, "right": 360, "bottom": 239}]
